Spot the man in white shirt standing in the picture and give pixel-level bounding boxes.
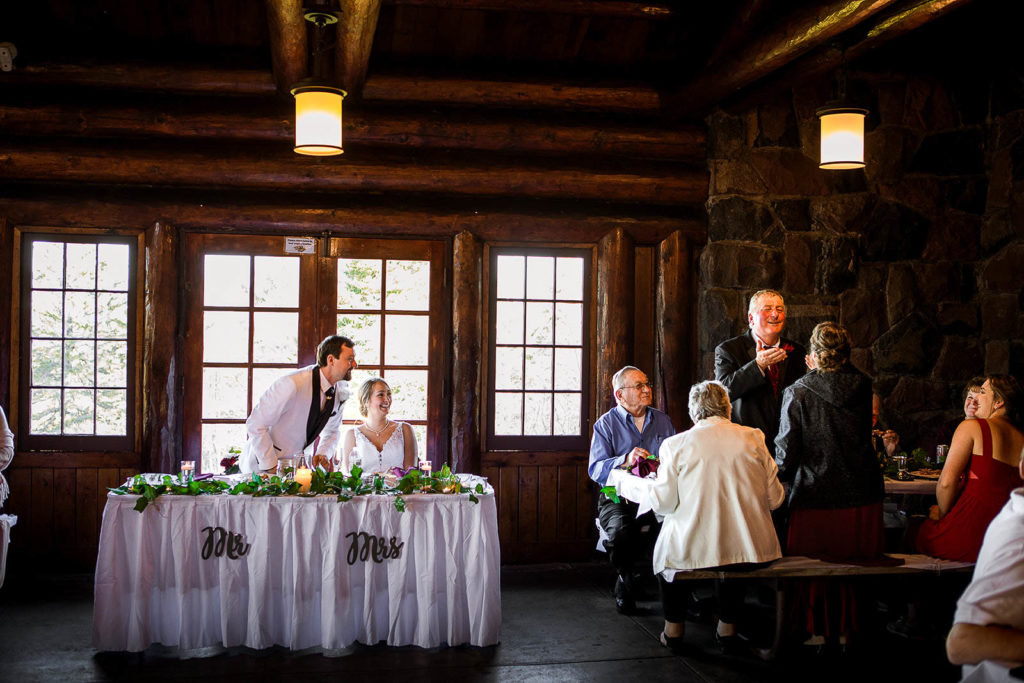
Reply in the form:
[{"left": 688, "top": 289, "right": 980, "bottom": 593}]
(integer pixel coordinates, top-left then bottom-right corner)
[
  {"left": 240, "top": 335, "right": 357, "bottom": 474},
  {"left": 946, "top": 451, "right": 1024, "bottom": 674}
]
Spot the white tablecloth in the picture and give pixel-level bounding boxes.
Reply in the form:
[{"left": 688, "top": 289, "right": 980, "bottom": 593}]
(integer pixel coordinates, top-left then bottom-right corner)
[
  {"left": 606, "top": 469, "right": 656, "bottom": 516},
  {"left": 93, "top": 491, "right": 500, "bottom": 652}
]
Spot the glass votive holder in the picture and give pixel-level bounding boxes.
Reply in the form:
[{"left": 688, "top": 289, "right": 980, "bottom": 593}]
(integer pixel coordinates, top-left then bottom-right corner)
[
  {"left": 294, "top": 455, "right": 312, "bottom": 493},
  {"left": 179, "top": 460, "right": 195, "bottom": 483},
  {"left": 935, "top": 444, "right": 949, "bottom": 466},
  {"left": 419, "top": 460, "right": 432, "bottom": 477},
  {"left": 276, "top": 456, "right": 296, "bottom": 480}
]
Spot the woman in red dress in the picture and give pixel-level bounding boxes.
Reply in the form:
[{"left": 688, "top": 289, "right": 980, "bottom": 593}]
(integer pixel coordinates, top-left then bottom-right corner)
[{"left": 914, "top": 375, "right": 1024, "bottom": 562}]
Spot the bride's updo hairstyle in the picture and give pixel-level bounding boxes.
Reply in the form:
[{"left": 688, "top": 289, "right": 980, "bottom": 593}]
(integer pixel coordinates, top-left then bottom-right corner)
[
  {"left": 809, "top": 322, "right": 851, "bottom": 373},
  {"left": 357, "top": 377, "right": 389, "bottom": 418}
]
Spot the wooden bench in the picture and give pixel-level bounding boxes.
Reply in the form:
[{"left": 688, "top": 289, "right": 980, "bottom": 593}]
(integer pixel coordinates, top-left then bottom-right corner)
[{"left": 668, "top": 553, "right": 974, "bottom": 659}]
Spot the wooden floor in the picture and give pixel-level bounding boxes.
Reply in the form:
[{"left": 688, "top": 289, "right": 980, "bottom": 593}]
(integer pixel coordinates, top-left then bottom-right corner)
[{"left": 0, "top": 563, "right": 963, "bottom": 682}]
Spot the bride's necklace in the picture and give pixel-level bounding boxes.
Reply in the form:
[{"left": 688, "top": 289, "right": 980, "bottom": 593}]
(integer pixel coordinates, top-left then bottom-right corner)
[{"left": 365, "top": 419, "right": 391, "bottom": 438}]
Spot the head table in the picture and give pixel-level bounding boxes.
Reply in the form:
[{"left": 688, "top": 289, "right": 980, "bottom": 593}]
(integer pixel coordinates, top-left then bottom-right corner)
[{"left": 93, "top": 484, "right": 500, "bottom": 653}]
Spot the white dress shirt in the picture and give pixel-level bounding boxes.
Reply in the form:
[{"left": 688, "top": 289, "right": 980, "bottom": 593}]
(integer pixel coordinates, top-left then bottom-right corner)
[
  {"left": 240, "top": 365, "right": 350, "bottom": 473},
  {"left": 650, "top": 416, "right": 785, "bottom": 576}
]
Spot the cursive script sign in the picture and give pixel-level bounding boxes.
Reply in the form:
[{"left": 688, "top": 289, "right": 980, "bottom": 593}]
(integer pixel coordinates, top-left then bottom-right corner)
[
  {"left": 346, "top": 531, "right": 404, "bottom": 565},
  {"left": 201, "top": 526, "right": 251, "bottom": 560}
]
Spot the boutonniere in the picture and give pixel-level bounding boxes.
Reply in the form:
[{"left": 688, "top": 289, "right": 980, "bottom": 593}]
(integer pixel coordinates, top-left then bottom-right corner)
[{"left": 781, "top": 342, "right": 795, "bottom": 354}]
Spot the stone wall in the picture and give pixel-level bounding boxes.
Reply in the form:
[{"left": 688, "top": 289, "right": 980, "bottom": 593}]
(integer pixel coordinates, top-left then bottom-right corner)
[{"left": 700, "top": 71, "right": 1024, "bottom": 448}]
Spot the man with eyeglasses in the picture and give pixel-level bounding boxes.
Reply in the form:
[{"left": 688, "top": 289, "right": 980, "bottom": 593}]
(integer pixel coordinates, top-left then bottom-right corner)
[
  {"left": 589, "top": 365, "right": 676, "bottom": 614},
  {"left": 714, "top": 289, "right": 806, "bottom": 457}
]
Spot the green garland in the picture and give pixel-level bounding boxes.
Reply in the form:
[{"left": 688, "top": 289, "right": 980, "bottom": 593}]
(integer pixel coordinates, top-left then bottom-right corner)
[{"left": 111, "top": 464, "right": 486, "bottom": 513}]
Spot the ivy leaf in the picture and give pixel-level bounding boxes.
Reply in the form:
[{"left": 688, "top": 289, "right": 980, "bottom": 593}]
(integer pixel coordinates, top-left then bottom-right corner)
[
  {"left": 599, "top": 485, "right": 620, "bottom": 504},
  {"left": 393, "top": 496, "right": 406, "bottom": 512},
  {"left": 133, "top": 496, "right": 150, "bottom": 513},
  {"left": 468, "top": 494, "right": 479, "bottom": 504},
  {"left": 474, "top": 483, "right": 484, "bottom": 494}
]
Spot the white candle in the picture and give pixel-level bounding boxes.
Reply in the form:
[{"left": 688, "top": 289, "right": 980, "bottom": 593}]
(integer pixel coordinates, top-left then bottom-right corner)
[
  {"left": 295, "top": 467, "right": 312, "bottom": 493},
  {"left": 419, "top": 461, "right": 432, "bottom": 477},
  {"left": 180, "top": 460, "right": 195, "bottom": 482}
]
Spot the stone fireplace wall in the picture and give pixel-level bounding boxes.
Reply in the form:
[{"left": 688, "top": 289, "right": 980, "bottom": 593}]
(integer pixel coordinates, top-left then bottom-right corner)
[{"left": 700, "top": 71, "right": 1024, "bottom": 449}]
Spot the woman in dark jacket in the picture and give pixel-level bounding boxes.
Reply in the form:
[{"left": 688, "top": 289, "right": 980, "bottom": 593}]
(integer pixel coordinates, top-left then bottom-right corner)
[{"left": 775, "top": 321, "right": 885, "bottom": 649}]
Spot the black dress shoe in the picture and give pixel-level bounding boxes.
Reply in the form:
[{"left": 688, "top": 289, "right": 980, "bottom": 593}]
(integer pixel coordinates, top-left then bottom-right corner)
[
  {"left": 614, "top": 576, "right": 636, "bottom": 614},
  {"left": 660, "top": 631, "right": 686, "bottom": 654}
]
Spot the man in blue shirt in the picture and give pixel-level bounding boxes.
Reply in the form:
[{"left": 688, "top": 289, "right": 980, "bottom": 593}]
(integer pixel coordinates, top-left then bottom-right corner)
[{"left": 589, "top": 365, "right": 676, "bottom": 614}]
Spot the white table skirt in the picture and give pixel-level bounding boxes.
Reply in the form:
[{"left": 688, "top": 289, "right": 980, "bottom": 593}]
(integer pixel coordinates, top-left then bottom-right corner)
[
  {"left": 0, "top": 514, "right": 16, "bottom": 590},
  {"left": 93, "top": 491, "right": 501, "bottom": 652}
]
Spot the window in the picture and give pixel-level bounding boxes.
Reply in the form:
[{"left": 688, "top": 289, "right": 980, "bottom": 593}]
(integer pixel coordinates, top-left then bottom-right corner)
[
  {"left": 487, "top": 247, "right": 591, "bottom": 450},
  {"left": 183, "top": 235, "right": 448, "bottom": 473},
  {"left": 336, "top": 256, "right": 430, "bottom": 456},
  {"left": 18, "top": 232, "right": 139, "bottom": 451}
]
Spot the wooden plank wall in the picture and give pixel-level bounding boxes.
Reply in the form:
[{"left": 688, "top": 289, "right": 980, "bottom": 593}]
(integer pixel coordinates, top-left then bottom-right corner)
[
  {"left": 482, "top": 453, "right": 596, "bottom": 563},
  {"left": 4, "top": 462, "right": 139, "bottom": 571}
]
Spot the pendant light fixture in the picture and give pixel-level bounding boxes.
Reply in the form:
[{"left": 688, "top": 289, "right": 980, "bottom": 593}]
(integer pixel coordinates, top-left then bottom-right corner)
[
  {"left": 816, "top": 49, "right": 868, "bottom": 170},
  {"left": 292, "top": 8, "right": 346, "bottom": 156}
]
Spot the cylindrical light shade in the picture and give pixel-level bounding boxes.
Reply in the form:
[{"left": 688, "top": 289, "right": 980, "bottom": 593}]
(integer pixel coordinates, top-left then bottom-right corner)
[
  {"left": 292, "top": 85, "right": 346, "bottom": 156},
  {"left": 816, "top": 106, "right": 868, "bottom": 169}
]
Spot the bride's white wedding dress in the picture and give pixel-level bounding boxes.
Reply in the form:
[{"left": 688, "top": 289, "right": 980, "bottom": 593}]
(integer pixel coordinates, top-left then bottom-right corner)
[{"left": 349, "top": 423, "right": 412, "bottom": 473}]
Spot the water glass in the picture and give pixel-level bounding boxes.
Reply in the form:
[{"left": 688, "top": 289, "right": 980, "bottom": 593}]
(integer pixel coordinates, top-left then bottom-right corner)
[
  {"left": 179, "top": 460, "right": 195, "bottom": 483},
  {"left": 935, "top": 444, "right": 949, "bottom": 465},
  {"left": 276, "top": 456, "right": 296, "bottom": 480}
]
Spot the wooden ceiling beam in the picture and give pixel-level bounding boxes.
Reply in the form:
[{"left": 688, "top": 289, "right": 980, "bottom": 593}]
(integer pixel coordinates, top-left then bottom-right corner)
[
  {"left": 666, "top": 0, "right": 902, "bottom": 116},
  {"left": 0, "top": 143, "right": 707, "bottom": 205},
  {"left": 0, "top": 103, "right": 703, "bottom": 160},
  {"left": 2, "top": 63, "right": 661, "bottom": 113},
  {"left": 0, "top": 197, "right": 705, "bottom": 244},
  {"left": 336, "top": 0, "right": 384, "bottom": 98},
  {"left": 722, "top": 0, "right": 977, "bottom": 112},
  {"left": 382, "top": 0, "right": 675, "bottom": 20},
  {"left": 266, "top": 0, "right": 309, "bottom": 97}
]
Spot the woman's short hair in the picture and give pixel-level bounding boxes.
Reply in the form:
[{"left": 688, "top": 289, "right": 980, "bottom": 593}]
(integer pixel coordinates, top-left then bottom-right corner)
[
  {"left": 962, "top": 376, "right": 986, "bottom": 402},
  {"left": 357, "top": 377, "right": 389, "bottom": 418},
  {"left": 987, "top": 374, "right": 1022, "bottom": 429},
  {"left": 688, "top": 380, "right": 731, "bottom": 422},
  {"left": 809, "top": 322, "right": 851, "bottom": 372}
]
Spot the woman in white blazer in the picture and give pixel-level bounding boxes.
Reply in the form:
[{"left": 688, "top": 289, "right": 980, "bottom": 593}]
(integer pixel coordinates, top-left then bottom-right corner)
[{"left": 651, "top": 380, "right": 785, "bottom": 654}]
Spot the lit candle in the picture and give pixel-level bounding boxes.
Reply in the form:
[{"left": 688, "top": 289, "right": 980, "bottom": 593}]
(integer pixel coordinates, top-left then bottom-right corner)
[
  {"left": 419, "top": 461, "right": 432, "bottom": 477},
  {"left": 295, "top": 466, "right": 312, "bottom": 493},
  {"left": 180, "top": 460, "right": 195, "bottom": 482}
]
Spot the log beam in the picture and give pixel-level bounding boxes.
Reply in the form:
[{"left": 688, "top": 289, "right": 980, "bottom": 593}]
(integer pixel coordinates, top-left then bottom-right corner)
[
  {"left": 451, "top": 230, "right": 483, "bottom": 474},
  {"left": 0, "top": 144, "right": 707, "bottom": 205},
  {"left": 383, "top": 0, "right": 675, "bottom": 19},
  {"left": 721, "top": 0, "right": 977, "bottom": 113},
  {"left": 337, "top": 0, "right": 384, "bottom": 98},
  {"left": 666, "top": 0, "right": 901, "bottom": 116},
  {"left": 266, "top": 0, "right": 308, "bottom": 97},
  {"left": 656, "top": 230, "right": 693, "bottom": 431},
  {"left": 596, "top": 228, "right": 635, "bottom": 417},
  {"left": 142, "top": 221, "right": 181, "bottom": 474},
  {"left": 0, "top": 103, "right": 703, "bottom": 160},
  {"left": 0, "top": 196, "right": 706, "bottom": 245},
  {"left": 3, "top": 63, "right": 662, "bottom": 114}
]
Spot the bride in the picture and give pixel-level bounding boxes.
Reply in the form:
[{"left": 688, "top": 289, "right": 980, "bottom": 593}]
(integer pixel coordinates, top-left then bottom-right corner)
[{"left": 340, "top": 377, "right": 418, "bottom": 474}]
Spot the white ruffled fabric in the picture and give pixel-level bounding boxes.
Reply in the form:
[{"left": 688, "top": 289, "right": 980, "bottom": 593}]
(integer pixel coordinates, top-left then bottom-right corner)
[
  {"left": 0, "top": 406, "right": 14, "bottom": 508},
  {"left": 93, "top": 489, "right": 501, "bottom": 652}
]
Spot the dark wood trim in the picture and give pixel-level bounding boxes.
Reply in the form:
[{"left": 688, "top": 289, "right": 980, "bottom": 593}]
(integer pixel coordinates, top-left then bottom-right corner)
[
  {"left": 482, "top": 450, "right": 586, "bottom": 466},
  {"left": 8, "top": 451, "right": 141, "bottom": 469},
  {"left": 451, "top": 230, "right": 482, "bottom": 474},
  {"left": 0, "top": 103, "right": 704, "bottom": 160},
  {"left": 595, "top": 228, "right": 634, "bottom": 417},
  {"left": 0, "top": 197, "right": 706, "bottom": 245},
  {"left": 0, "top": 143, "right": 707, "bottom": 205},
  {"left": 142, "top": 222, "right": 180, "bottom": 473},
  {"left": 384, "top": 0, "right": 675, "bottom": 19},
  {"left": 667, "top": 0, "right": 901, "bottom": 115},
  {"left": 656, "top": 231, "right": 693, "bottom": 432},
  {"left": 0, "top": 216, "right": 11, "bottom": 413},
  {"left": 266, "top": 0, "right": 308, "bottom": 98},
  {"left": 336, "top": 0, "right": 384, "bottom": 97}
]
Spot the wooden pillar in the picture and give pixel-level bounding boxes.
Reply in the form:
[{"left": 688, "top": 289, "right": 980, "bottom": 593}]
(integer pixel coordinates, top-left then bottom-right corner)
[
  {"left": 450, "top": 230, "right": 482, "bottom": 474},
  {"left": 0, "top": 217, "right": 11, "bottom": 412},
  {"left": 143, "top": 221, "right": 180, "bottom": 473},
  {"left": 596, "top": 228, "right": 635, "bottom": 416},
  {"left": 656, "top": 230, "right": 694, "bottom": 430}
]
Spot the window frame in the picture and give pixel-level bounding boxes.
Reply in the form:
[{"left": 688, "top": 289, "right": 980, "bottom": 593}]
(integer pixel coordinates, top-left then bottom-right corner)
[
  {"left": 182, "top": 234, "right": 450, "bottom": 471},
  {"left": 485, "top": 244, "right": 594, "bottom": 452},
  {"left": 14, "top": 228, "right": 144, "bottom": 453}
]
